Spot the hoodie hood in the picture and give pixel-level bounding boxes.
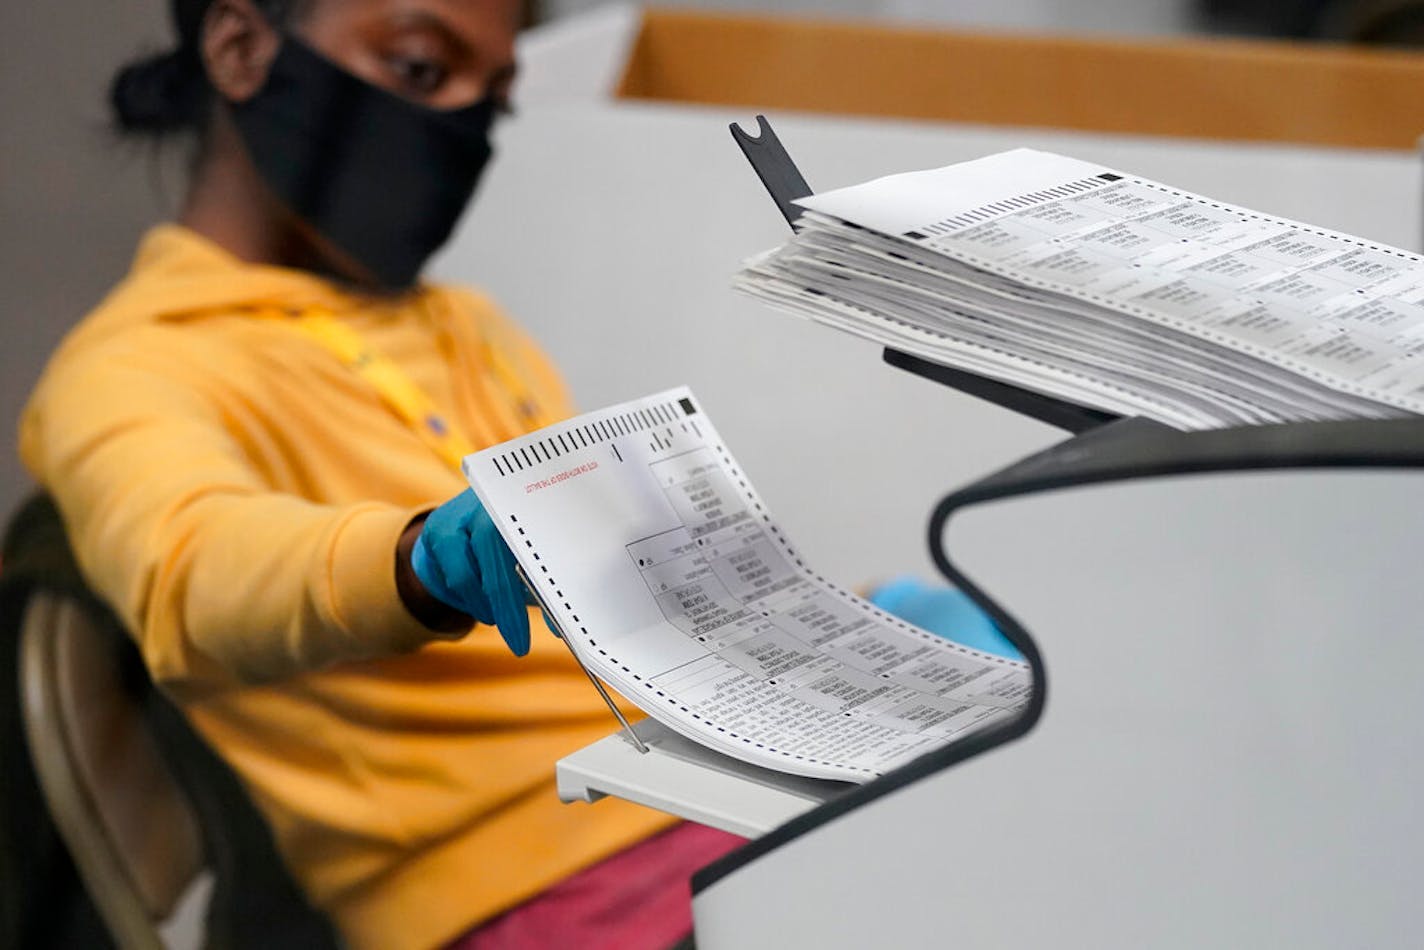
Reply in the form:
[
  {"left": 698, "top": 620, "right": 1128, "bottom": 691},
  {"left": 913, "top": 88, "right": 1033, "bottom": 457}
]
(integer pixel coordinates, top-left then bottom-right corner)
[
  {"left": 19, "top": 224, "right": 467, "bottom": 477},
  {"left": 58, "top": 224, "right": 419, "bottom": 350}
]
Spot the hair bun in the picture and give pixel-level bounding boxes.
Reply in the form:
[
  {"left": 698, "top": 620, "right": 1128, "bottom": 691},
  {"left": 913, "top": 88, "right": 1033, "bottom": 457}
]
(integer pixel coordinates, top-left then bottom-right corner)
[{"left": 109, "top": 47, "right": 205, "bottom": 135}]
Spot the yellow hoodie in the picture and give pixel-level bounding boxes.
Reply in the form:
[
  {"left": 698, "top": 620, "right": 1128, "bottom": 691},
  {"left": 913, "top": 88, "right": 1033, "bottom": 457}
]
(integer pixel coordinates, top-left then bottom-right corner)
[{"left": 19, "top": 226, "right": 674, "bottom": 949}]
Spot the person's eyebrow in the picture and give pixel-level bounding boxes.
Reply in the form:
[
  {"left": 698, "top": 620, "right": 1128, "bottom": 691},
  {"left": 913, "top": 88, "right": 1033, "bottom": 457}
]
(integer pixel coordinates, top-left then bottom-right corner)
[{"left": 387, "top": 8, "right": 518, "bottom": 81}]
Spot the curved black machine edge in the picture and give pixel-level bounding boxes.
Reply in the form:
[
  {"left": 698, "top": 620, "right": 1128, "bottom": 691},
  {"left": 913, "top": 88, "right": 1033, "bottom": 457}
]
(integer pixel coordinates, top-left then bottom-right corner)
[
  {"left": 710, "top": 115, "right": 1424, "bottom": 895},
  {"left": 692, "top": 409, "right": 1424, "bottom": 894}
]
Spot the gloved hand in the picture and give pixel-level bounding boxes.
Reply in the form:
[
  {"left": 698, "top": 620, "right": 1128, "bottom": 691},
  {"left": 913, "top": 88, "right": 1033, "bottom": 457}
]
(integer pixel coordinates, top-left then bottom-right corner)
[
  {"left": 869, "top": 576, "right": 1022, "bottom": 661},
  {"left": 409, "top": 489, "right": 531, "bottom": 656}
]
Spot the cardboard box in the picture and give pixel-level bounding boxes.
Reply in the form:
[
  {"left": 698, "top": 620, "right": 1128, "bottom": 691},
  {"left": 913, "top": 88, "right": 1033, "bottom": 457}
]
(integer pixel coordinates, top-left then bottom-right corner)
[{"left": 617, "top": 9, "right": 1424, "bottom": 150}]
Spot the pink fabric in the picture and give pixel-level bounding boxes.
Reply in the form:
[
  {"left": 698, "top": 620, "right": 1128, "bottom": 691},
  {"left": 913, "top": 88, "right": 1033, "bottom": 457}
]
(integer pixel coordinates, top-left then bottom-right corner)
[{"left": 445, "top": 824, "right": 746, "bottom": 950}]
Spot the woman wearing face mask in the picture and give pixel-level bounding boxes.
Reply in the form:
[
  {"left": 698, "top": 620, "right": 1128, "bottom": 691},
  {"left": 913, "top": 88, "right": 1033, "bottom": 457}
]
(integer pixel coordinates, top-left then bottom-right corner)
[{"left": 18, "top": 1, "right": 744, "bottom": 947}]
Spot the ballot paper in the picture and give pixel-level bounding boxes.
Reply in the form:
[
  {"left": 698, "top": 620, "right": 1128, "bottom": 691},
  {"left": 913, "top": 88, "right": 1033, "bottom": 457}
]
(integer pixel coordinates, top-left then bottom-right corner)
[
  {"left": 736, "top": 148, "right": 1424, "bottom": 429},
  {"left": 463, "top": 388, "right": 1029, "bottom": 782}
]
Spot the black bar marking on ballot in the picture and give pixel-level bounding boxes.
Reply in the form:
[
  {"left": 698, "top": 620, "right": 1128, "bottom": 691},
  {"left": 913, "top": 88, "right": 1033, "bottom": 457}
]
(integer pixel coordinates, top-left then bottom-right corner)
[
  {"left": 1099, "top": 172, "right": 1122, "bottom": 181},
  {"left": 559, "top": 433, "right": 572, "bottom": 453},
  {"left": 611, "top": 443, "right": 623, "bottom": 462},
  {"left": 679, "top": 397, "right": 697, "bottom": 415},
  {"left": 493, "top": 457, "right": 506, "bottom": 476},
  {"left": 519, "top": 447, "right": 533, "bottom": 468}
]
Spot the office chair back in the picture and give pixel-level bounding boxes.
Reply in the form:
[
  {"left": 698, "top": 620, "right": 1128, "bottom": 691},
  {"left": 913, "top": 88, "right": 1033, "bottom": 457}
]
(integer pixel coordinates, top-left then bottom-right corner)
[{"left": 19, "top": 590, "right": 205, "bottom": 950}]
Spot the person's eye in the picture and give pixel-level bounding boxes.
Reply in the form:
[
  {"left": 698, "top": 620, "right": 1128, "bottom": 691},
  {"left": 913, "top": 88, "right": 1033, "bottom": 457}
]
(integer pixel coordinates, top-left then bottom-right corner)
[{"left": 386, "top": 55, "right": 449, "bottom": 97}]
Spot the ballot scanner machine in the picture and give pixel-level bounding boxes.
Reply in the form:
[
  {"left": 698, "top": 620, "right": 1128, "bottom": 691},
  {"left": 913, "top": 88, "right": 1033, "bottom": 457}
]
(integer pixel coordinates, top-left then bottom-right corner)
[
  {"left": 556, "top": 120, "right": 1424, "bottom": 947},
  {"left": 691, "top": 411, "right": 1424, "bottom": 948}
]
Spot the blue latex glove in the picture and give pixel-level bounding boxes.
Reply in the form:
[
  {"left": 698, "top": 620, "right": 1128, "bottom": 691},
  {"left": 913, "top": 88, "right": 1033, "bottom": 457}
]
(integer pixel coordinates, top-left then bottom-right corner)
[
  {"left": 869, "top": 576, "right": 1022, "bottom": 661},
  {"left": 410, "top": 489, "right": 531, "bottom": 656}
]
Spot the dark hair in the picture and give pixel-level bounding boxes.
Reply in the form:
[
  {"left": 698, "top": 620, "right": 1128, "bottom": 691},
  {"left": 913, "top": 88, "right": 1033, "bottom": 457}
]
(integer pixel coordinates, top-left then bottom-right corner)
[{"left": 109, "top": 0, "right": 304, "bottom": 137}]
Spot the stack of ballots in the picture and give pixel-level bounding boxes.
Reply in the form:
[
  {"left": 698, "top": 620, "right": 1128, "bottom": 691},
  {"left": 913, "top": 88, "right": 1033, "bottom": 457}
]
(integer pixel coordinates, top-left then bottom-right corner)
[{"left": 735, "top": 148, "right": 1424, "bottom": 430}]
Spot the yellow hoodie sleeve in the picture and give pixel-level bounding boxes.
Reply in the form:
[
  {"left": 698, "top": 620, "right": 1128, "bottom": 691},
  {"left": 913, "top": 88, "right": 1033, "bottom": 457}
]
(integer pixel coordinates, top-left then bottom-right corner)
[{"left": 21, "top": 333, "right": 451, "bottom": 696}]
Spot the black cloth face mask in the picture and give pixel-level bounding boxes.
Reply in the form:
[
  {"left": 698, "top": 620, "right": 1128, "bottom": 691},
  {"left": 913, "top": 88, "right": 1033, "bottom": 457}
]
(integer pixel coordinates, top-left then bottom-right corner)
[{"left": 229, "top": 35, "right": 496, "bottom": 290}]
